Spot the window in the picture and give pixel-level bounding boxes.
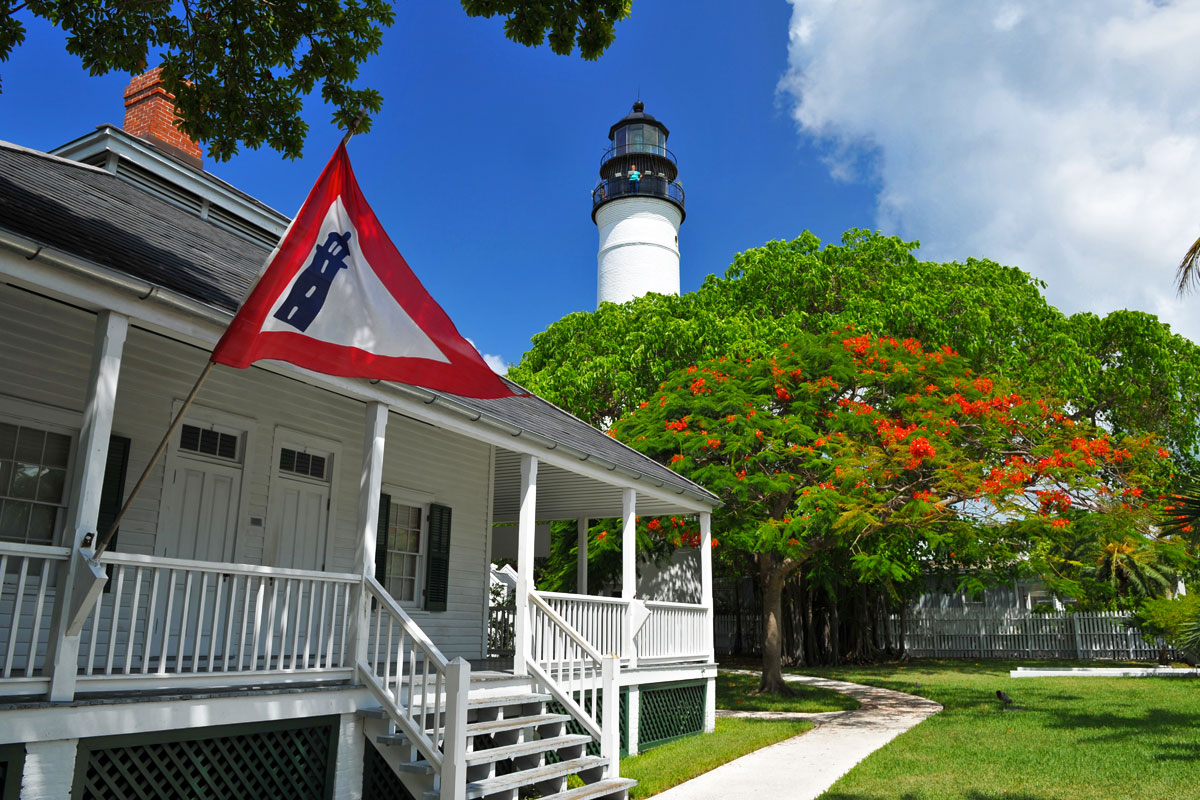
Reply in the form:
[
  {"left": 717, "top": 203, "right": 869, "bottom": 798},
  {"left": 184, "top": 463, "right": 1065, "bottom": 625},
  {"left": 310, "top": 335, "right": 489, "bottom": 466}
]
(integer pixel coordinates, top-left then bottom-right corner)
[
  {"left": 278, "top": 447, "right": 328, "bottom": 481},
  {"left": 0, "top": 422, "right": 72, "bottom": 545},
  {"left": 381, "top": 500, "right": 423, "bottom": 603},
  {"left": 179, "top": 423, "right": 240, "bottom": 462}
]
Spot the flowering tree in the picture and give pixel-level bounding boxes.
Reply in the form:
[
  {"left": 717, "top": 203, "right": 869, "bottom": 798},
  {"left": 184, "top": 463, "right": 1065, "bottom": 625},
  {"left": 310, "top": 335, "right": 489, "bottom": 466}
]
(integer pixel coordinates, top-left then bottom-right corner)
[{"left": 612, "top": 331, "right": 1172, "bottom": 693}]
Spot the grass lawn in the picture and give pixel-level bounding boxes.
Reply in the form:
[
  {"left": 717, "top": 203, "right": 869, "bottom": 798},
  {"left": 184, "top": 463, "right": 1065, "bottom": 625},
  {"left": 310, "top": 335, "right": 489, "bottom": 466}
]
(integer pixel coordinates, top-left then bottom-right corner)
[
  {"left": 717, "top": 669, "right": 860, "bottom": 712},
  {"left": 620, "top": 717, "right": 812, "bottom": 799},
  {"left": 795, "top": 659, "right": 1200, "bottom": 800},
  {"left": 619, "top": 669, "right": 853, "bottom": 797}
]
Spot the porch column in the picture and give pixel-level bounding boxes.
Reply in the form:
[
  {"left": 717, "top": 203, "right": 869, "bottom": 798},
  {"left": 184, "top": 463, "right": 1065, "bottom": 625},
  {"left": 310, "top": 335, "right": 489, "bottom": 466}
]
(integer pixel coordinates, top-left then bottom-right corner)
[
  {"left": 356, "top": 402, "right": 389, "bottom": 577},
  {"left": 621, "top": 489, "right": 636, "bottom": 599},
  {"left": 350, "top": 402, "right": 388, "bottom": 669},
  {"left": 700, "top": 511, "right": 717, "bottom": 732},
  {"left": 47, "top": 310, "right": 128, "bottom": 702},
  {"left": 22, "top": 738, "right": 79, "bottom": 800},
  {"left": 513, "top": 454, "right": 537, "bottom": 675},
  {"left": 621, "top": 489, "right": 637, "bottom": 665},
  {"left": 576, "top": 517, "right": 589, "bottom": 595}
]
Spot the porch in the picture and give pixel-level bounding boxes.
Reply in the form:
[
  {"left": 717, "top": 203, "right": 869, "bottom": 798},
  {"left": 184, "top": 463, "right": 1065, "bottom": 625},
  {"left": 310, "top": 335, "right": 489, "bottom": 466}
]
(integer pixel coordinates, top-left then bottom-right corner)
[{"left": 0, "top": 287, "right": 717, "bottom": 799}]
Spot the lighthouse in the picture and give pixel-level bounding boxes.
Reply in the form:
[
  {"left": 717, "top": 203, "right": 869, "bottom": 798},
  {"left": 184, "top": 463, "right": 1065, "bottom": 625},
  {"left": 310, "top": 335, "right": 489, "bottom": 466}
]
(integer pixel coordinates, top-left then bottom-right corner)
[{"left": 592, "top": 101, "right": 685, "bottom": 307}]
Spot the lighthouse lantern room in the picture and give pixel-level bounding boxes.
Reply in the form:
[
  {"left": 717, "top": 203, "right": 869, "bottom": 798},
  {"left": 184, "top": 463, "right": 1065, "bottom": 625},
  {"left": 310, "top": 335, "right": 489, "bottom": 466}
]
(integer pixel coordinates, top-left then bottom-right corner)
[{"left": 592, "top": 101, "right": 685, "bottom": 306}]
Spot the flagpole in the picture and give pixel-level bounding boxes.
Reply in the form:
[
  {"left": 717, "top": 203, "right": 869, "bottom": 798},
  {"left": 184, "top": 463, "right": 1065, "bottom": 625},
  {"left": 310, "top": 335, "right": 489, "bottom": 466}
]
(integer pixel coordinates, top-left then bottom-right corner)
[
  {"left": 342, "top": 108, "right": 368, "bottom": 146},
  {"left": 92, "top": 360, "right": 218, "bottom": 557}
]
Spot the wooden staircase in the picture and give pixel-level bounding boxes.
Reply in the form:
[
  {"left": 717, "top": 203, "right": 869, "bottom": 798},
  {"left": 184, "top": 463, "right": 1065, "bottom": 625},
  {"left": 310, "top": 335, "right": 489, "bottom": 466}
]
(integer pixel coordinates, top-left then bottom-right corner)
[{"left": 360, "top": 675, "right": 635, "bottom": 800}]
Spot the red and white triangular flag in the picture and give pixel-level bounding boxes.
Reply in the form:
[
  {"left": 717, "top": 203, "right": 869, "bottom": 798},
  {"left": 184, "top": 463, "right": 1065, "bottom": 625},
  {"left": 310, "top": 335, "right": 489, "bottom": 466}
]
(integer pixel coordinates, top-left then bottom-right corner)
[{"left": 212, "top": 143, "right": 515, "bottom": 399}]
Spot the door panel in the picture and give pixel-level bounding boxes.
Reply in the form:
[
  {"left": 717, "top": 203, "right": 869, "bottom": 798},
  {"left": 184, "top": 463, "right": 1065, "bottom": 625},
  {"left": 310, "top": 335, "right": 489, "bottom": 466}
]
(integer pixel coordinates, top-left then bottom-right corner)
[
  {"left": 269, "top": 477, "right": 330, "bottom": 572},
  {"left": 155, "top": 456, "right": 242, "bottom": 667}
]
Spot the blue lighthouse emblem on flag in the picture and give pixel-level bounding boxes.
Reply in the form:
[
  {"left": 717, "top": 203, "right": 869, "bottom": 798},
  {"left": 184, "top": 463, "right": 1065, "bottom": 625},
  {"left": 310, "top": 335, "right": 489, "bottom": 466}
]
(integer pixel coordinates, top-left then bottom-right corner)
[{"left": 273, "top": 231, "right": 353, "bottom": 332}]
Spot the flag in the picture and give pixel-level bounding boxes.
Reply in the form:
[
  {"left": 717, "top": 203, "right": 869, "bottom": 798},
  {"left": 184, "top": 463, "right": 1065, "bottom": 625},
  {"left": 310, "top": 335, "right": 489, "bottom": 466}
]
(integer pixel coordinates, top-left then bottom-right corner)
[{"left": 211, "top": 143, "right": 516, "bottom": 399}]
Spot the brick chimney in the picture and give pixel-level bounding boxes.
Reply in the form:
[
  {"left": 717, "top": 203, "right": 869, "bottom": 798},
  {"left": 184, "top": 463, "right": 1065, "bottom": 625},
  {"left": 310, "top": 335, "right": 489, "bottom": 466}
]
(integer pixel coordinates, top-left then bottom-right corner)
[{"left": 122, "top": 67, "right": 203, "bottom": 167}]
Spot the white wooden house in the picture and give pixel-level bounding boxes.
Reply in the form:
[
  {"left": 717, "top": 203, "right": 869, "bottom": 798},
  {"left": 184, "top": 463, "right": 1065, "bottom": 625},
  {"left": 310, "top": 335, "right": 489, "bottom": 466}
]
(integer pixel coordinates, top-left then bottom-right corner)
[{"left": 0, "top": 73, "right": 719, "bottom": 800}]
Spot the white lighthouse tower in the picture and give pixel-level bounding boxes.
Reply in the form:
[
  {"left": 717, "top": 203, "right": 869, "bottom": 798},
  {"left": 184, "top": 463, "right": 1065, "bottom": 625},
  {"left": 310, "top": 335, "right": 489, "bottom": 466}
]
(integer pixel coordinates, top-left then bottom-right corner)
[{"left": 592, "top": 101, "right": 685, "bottom": 306}]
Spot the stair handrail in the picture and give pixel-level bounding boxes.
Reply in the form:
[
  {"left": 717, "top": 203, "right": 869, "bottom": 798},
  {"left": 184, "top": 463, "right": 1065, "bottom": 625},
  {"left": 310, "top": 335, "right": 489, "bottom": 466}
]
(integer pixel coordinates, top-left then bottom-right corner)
[
  {"left": 360, "top": 574, "right": 453, "bottom": 772},
  {"left": 527, "top": 590, "right": 620, "bottom": 775}
]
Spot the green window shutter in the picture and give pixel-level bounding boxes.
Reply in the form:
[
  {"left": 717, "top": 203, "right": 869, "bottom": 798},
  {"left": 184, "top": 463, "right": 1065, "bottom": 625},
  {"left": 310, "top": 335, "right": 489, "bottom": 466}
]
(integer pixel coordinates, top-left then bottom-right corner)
[
  {"left": 375, "top": 493, "right": 391, "bottom": 583},
  {"left": 96, "top": 435, "right": 131, "bottom": 551},
  {"left": 424, "top": 503, "right": 452, "bottom": 612}
]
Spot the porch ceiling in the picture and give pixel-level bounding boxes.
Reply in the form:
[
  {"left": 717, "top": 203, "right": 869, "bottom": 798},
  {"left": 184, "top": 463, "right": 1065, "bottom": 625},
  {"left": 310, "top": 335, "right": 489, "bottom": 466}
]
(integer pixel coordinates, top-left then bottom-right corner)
[{"left": 491, "top": 448, "right": 704, "bottom": 523}]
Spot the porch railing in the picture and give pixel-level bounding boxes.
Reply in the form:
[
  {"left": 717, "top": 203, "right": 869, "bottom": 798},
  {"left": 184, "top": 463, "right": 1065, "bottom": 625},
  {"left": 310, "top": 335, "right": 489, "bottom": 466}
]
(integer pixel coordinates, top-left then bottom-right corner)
[
  {"left": 0, "top": 542, "right": 68, "bottom": 686},
  {"left": 636, "top": 600, "right": 709, "bottom": 663},
  {"left": 526, "top": 591, "right": 619, "bottom": 774},
  {"left": 359, "top": 575, "right": 459, "bottom": 776},
  {"left": 538, "top": 591, "right": 628, "bottom": 657},
  {"left": 532, "top": 591, "right": 710, "bottom": 665},
  {"left": 80, "top": 552, "right": 359, "bottom": 683}
]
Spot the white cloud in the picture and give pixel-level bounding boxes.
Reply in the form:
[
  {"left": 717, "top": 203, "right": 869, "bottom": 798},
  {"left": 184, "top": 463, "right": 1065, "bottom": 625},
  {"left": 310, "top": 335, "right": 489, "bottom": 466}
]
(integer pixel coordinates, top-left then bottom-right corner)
[
  {"left": 780, "top": 0, "right": 1200, "bottom": 344},
  {"left": 483, "top": 353, "right": 509, "bottom": 375},
  {"left": 466, "top": 338, "right": 509, "bottom": 375}
]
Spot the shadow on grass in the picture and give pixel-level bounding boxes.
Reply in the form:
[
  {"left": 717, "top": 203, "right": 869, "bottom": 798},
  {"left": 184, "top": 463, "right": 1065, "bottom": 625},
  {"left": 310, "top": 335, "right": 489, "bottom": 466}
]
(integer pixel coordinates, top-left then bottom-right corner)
[
  {"left": 1044, "top": 707, "right": 1200, "bottom": 744},
  {"left": 823, "top": 793, "right": 1060, "bottom": 800}
]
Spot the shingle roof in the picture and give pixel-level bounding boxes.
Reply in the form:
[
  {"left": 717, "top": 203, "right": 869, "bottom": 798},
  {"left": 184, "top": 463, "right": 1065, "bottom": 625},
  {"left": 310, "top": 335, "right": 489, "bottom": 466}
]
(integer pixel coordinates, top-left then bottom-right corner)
[
  {"left": 0, "top": 142, "right": 264, "bottom": 312},
  {"left": 0, "top": 141, "right": 716, "bottom": 506}
]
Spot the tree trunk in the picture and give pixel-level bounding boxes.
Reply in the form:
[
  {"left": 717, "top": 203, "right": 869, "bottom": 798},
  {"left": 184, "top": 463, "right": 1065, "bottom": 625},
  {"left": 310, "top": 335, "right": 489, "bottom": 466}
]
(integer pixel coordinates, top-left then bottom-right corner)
[
  {"left": 757, "top": 558, "right": 795, "bottom": 695},
  {"left": 733, "top": 577, "right": 743, "bottom": 656},
  {"left": 803, "top": 584, "right": 815, "bottom": 666},
  {"left": 830, "top": 585, "right": 842, "bottom": 666}
]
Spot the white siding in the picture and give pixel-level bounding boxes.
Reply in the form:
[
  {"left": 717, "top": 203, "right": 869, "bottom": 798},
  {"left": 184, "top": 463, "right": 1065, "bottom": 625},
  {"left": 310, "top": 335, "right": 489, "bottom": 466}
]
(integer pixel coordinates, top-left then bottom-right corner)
[
  {"left": 380, "top": 415, "right": 491, "bottom": 660},
  {"left": 0, "top": 286, "right": 491, "bottom": 660}
]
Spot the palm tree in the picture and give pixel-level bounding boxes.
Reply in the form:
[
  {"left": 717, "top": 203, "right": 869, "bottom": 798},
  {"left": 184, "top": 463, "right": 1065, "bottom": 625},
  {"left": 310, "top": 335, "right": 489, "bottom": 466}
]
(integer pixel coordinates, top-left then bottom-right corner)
[
  {"left": 1177, "top": 238, "right": 1200, "bottom": 294},
  {"left": 1092, "top": 537, "right": 1174, "bottom": 600}
]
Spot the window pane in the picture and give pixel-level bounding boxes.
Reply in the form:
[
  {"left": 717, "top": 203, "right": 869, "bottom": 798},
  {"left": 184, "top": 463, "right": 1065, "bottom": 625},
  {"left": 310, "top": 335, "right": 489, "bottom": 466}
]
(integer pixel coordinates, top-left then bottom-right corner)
[
  {"left": 180, "top": 424, "right": 200, "bottom": 452},
  {"left": 402, "top": 554, "right": 417, "bottom": 578},
  {"left": 11, "top": 464, "right": 41, "bottom": 499},
  {"left": 15, "top": 428, "right": 44, "bottom": 462},
  {"left": 37, "top": 467, "right": 66, "bottom": 503},
  {"left": 43, "top": 432, "right": 71, "bottom": 468},
  {"left": 406, "top": 507, "right": 421, "bottom": 529},
  {"left": 400, "top": 579, "right": 414, "bottom": 603},
  {"left": 217, "top": 433, "right": 238, "bottom": 460},
  {"left": 27, "top": 505, "right": 55, "bottom": 544},
  {"left": 0, "top": 460, "right": 11, "bottom": 495},
  {"left": 279, "top": 448, "right": 296, "bottom": 472},
  {"left": 0, "top": 500, "right": 30, "bottom": 540},
  {"left": 0, "top": 423, "right": 17, "bottom": 459}
]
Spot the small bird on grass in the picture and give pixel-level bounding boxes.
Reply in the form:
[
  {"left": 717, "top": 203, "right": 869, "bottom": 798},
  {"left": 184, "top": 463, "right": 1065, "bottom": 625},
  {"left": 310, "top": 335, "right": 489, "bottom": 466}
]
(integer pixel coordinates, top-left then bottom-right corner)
[{"left": 996, "top": 689, "right": 1024, "bottom": 711}]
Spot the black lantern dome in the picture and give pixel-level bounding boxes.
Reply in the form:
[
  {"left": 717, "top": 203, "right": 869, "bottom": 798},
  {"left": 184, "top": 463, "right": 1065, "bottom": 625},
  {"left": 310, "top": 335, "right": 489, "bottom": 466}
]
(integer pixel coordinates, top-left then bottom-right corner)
[{"left": 591, "top": 101, "right": 685, "bottom": 221}]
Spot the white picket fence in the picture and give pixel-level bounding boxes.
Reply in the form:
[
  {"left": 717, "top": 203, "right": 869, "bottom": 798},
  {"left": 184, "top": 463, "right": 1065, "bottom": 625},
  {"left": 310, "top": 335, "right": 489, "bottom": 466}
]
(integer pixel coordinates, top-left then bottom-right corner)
[{"left": 888, "top": 611, "right": 1178, "bottom": 661}]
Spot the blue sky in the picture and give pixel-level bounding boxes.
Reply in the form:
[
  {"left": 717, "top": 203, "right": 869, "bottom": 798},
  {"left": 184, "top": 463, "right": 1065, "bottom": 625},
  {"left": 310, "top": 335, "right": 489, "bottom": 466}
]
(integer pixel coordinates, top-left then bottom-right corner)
[
  {"left": 3, "top": 1, "right": 873, "bottom": 369},
  {"left": 5, "top": 2, "right": 1200, "bottom": 367}
]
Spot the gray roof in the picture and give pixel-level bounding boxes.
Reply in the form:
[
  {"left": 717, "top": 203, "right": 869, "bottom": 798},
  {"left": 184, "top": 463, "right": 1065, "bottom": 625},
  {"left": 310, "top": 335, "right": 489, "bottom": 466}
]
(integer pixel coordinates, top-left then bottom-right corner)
[{"left": 0, "top": 141, "right": 716, "bottom": 507}]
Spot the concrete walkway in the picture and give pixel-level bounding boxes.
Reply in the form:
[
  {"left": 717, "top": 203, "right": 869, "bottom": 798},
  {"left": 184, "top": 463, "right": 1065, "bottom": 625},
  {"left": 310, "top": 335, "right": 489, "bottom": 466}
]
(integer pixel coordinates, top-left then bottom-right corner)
[{"left": 650, "top": 670, "right": 942, "bottom": 800}]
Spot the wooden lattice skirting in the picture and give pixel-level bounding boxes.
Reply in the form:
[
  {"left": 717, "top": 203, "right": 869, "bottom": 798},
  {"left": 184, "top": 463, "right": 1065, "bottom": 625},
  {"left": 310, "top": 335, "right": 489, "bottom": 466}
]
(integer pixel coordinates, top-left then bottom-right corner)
[{"left": 71, "top": 716, "right": 338, "bottom": 800}]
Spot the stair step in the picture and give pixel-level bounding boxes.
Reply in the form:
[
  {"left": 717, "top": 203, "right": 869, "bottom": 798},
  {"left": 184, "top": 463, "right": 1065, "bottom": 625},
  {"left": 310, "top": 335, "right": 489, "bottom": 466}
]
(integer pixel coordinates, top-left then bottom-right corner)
[
  {"left": 465, "top": 734, "right": 592, "bottom": 766},
  {"left": 356, "top": 707, "right": 388, "bottom": 720},
  {"left": 464, "top": 756, "right": 608, "bottom": 799},
  {"left": 539, "top": 778, "right": 638, "bottom": 800},
  {"left": 377, "top": 731, "right": 440, "bottom": 747},
  {"left": 466, "top": 712, "right": 572, "bottom": 737},
  {"left": 391, "top": 759, "right": 434, "bottom": 775},
  {"left": 467, "top": 692, "right": 551, "bottom": 710}
]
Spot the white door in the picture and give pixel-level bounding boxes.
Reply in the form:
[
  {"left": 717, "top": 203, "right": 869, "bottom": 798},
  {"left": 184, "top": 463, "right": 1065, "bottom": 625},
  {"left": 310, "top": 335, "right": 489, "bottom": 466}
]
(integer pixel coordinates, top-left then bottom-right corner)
[
  {"left": 266, "top": 437, "right": 335, "bottom": 573},
  {"left": 155, "top": 421, "right": 246, "bottom": 669},
  {"left": 162, "top": 458, "right": 242, "bottom": 562},
  {"left": 269, "top": 476, "right": 330, "bottom": 571}
]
